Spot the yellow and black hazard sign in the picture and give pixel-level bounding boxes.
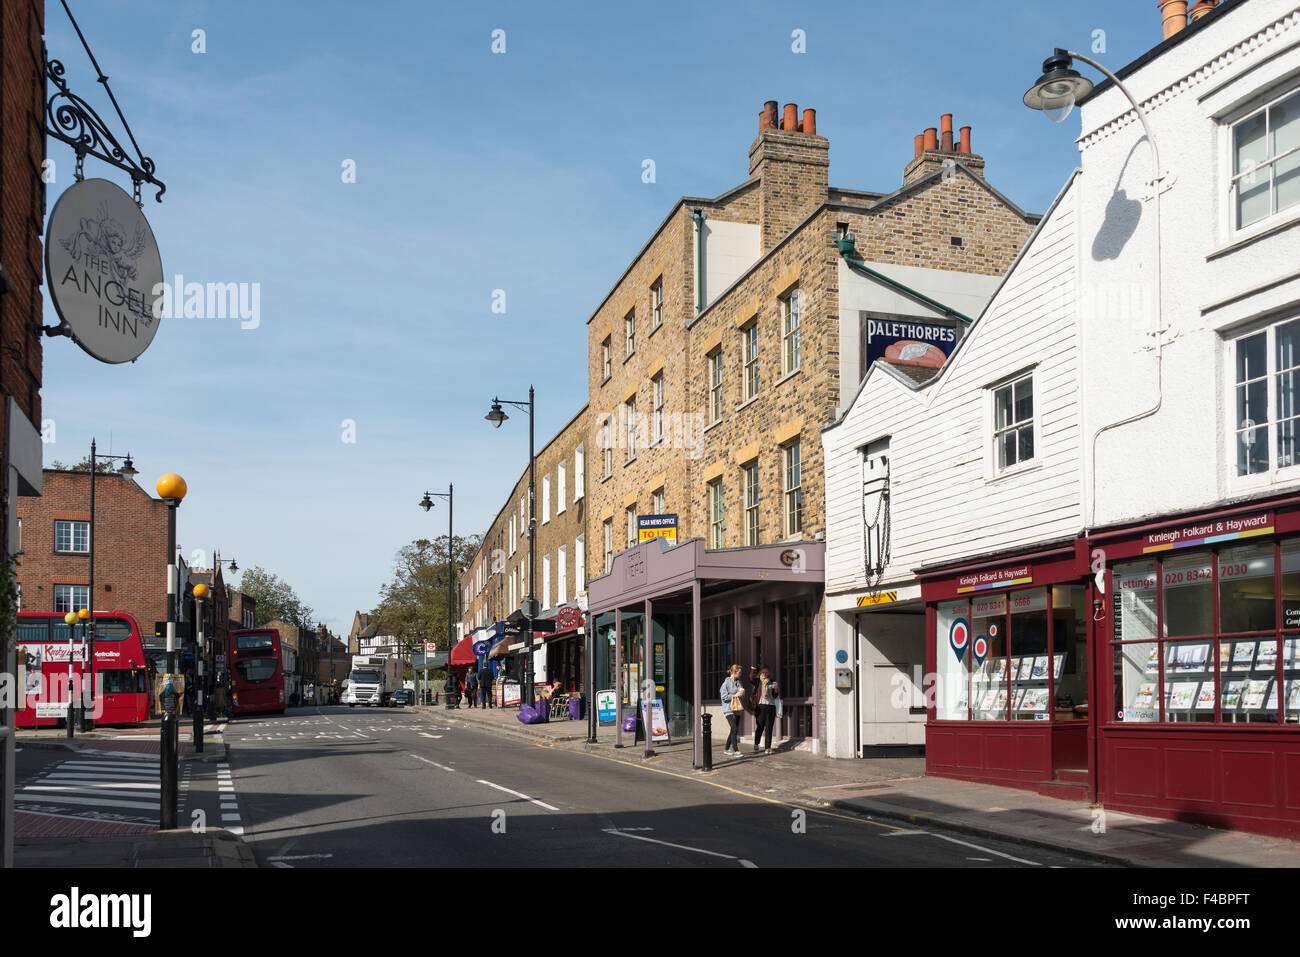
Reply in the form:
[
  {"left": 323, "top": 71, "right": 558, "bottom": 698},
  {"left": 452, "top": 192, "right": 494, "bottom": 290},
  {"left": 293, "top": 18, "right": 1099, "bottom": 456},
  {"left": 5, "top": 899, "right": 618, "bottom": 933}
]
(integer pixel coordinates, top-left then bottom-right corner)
[{"left": 856, "top": 591, "right": 898, "bottom": 607}]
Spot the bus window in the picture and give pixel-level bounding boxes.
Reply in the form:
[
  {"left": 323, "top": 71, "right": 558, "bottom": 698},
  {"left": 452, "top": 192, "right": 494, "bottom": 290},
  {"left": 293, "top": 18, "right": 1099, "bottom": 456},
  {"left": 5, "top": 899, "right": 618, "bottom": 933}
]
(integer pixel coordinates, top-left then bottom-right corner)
[
  {"left": 236, "top": 633, "right": 275, "bottom": 650},
  {"left": 93, "top": 617, "right": 131, "bottom": 641},
  {"left": 17, "top": 621, "right": 48, "bottom": 642},
  {"left": 102, "top": 670, "right": 147, "bottom": 694}
]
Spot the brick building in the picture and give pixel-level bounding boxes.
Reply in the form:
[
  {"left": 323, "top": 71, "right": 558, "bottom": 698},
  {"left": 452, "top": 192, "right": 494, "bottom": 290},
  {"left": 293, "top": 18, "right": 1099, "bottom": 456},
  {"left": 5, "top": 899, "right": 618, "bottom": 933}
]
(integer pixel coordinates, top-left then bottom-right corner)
[
  {"left": 460, "top": 406, "right": 590, "bottom": 691},
  {"left": 460, "top": 100, "right": 1039, "bottom": 755},
  {"left": 16, "top": 469, "right": 170, "bottom": 637}
]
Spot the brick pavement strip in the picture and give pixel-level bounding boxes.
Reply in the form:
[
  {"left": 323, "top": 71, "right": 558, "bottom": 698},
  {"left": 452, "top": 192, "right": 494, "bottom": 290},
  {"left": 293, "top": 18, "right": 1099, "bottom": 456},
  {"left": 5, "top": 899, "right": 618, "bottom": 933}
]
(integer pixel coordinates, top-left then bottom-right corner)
[{"left": 15, "top": 830, "right": 256, "bottom": 868}]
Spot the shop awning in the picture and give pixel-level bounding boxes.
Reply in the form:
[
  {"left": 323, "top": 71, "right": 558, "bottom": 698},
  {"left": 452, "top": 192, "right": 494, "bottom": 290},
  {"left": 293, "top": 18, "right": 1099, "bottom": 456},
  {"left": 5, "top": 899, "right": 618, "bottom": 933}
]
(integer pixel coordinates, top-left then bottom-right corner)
[
  {"left": 449, "top": 635, "right": 478, "bottom": 667},
  {"left": 487, "top": 635, "right": 513, "bottom": 660}
]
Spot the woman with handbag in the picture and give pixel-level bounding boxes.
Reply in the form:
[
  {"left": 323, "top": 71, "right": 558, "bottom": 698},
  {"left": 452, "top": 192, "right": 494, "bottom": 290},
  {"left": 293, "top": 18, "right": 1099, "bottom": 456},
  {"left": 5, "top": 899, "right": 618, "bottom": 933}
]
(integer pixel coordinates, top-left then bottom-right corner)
[{"left": 720, "top": 664, "right": 745, "bottom": 756}]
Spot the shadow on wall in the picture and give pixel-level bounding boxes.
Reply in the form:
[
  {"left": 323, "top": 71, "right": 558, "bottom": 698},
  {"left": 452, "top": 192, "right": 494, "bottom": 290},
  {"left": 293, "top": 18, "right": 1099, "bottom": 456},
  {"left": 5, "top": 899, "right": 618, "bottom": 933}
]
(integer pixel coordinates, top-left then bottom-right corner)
[{"left": 1091, "top": 137, "right": 1149, "bottom": 262}]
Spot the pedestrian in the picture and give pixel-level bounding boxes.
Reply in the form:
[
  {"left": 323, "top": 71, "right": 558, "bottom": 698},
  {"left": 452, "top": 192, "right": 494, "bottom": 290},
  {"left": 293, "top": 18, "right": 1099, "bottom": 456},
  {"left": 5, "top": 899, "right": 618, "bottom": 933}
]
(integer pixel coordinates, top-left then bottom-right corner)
[
  {"left": 720, "top": 664, "right": 745, "bottom": 757},
  {"left": 752, "top": 667, "right": 779, "bottom": 754},
  {"left": 465, "top": 667, "right": 479, "bottom": 708},
  {"left": 478, "top": 663, "right": 494, "bottom": 708}
]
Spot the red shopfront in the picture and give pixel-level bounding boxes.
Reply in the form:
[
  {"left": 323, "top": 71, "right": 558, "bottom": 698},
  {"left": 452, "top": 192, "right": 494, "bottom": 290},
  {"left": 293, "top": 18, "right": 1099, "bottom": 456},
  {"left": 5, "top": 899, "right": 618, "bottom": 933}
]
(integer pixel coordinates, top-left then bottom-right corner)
[
  {"left": 1092, "top": 499, "right": 1300, "bottom": 839},
  {"left": 921, "top": 541, "right": 1095, "bottom": 796}
]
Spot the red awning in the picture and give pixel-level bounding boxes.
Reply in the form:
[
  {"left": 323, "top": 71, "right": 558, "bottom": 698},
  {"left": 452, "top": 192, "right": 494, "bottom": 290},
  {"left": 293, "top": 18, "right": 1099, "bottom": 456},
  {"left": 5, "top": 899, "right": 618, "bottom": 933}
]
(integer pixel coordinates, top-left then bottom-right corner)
[{"left": 450, "top": 635, "right": 478, "bottom": 667}]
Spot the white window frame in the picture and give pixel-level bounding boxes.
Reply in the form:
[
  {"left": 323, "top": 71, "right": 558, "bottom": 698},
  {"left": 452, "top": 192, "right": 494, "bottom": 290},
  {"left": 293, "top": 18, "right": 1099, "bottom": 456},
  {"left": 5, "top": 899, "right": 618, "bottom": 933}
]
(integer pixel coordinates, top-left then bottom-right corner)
[
  {"left": 575, "top": 535, "right": 585, "bottom": 593},
  {"left": 708, "top": 349, "right": 723, "bottom": 423},
  {"left": 744, "top": 461, "right": 760, "bottom": 546},
  {"left": 542, "top": 553, "right": 551, "bottom": 611},
  {"left": 602, "top": 337, "right": 612, "bottom": 381},
  {"left": 652, "top": 487, "right": 665, "bottom": 515},
  {"left": 1226, "top": 85, "right": 1300, "bottom": 237},
  {"left": 602, "top": 416, "right": 614, "bottom": 478},
  {"left": 741, "top": 320, "right": 759, "bottom": 401},
  {"left": 557, "top": 462, "right": 567, "bottom": 514},
  {"left": 557, "top": 544, "right": 567, "bottom": 605},
  {"left": 626, "top": 505, "right": 637, "bottom": 549},
  {"left": 54, "top": 519, "right": 90, "bottom": 554},
  {"left": 625, "top": 397, "right": 637, "bottom": 462},
  {"left": 783, "top": 440, "right": 803, "bottom": 538},
  {"left": 510, "top": 514, "right": 517, "bottom": 556},
  {"left": 575, "top": 444, "right": 585, "bottom": 500},
  {"left": 652, "top": 373, "right": 664, "bottom": 444},
  {"left": 603, "top": 519, "right": 613, "bottom": 569},
  {"left": 987, "top": 369, "right": 1038, "bottom": 477},
  {"left": 542, "top": 474, "right": 551, "bottom": 524},
  {"left": 54, "top": 584, "right": 89, "bottom": 615},
  {"left": 708, "top": 480, "right": 725, "bottom": 549},
  {"left": 651, "top": 277, "right": 663, "bottom": 331},
  {"left": 1226, "top": 315, "right": 1300, "bottom": 487},
  {"left": 625, "top": 309, "right": 636, "bottom": 358},
  {"left": 781, "top": 288, "right": 801, "bottom": 375}
]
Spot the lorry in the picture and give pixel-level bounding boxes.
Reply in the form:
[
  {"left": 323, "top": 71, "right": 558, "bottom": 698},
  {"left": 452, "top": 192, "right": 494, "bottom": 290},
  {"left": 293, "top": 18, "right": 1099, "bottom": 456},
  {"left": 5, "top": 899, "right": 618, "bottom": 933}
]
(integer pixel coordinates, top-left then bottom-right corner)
[{"left": 343, "top": 655, "right": 404, "bottom": 707}]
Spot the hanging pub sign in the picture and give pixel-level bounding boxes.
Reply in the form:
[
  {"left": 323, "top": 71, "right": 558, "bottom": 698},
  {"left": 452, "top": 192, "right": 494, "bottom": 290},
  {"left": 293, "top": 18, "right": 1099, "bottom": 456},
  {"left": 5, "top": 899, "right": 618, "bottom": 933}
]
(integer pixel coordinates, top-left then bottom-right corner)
[
  {"left": 45, "top": 178, "right": 163, "bottom": 364},
  {"left": 638, "top": 514, "right": 678, "bottom": 544}
]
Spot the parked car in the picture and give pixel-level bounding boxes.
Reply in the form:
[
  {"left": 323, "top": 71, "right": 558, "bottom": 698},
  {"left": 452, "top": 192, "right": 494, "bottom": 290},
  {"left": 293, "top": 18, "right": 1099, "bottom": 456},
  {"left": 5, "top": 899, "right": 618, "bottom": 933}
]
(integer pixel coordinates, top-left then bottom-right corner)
[{"left": 389, "top": 688, "right": 413, "bottom": 707}]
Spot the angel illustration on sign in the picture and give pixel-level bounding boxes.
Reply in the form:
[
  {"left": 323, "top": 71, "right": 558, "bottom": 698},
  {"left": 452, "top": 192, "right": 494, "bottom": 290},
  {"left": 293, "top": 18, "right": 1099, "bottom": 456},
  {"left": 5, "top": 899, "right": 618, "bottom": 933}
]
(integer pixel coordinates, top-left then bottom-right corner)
[{"left": 60, "top": 204, "right": 148, "bottom": 284}]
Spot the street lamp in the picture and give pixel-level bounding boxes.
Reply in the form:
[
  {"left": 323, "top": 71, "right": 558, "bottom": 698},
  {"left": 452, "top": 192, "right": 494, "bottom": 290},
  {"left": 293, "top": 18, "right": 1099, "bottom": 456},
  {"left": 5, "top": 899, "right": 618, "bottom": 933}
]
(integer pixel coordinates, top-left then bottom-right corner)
[
  {"left": 419, "top": 487, "right": 457, "bottom": 707},
  {"left": 193, "top": 582, "right": 209, "bottom": 752},
  {"left": 485, "top": 388, "right": 537, "bottom": 707},
  {"left": 83, "top": 441, "right": 136, "bottom": 731},
  {"left": 1024, "top": 49, "right": 1168, "bottom": 526},
  {"left": 156, "top": 472, "right": 187, "bottom": 831}
]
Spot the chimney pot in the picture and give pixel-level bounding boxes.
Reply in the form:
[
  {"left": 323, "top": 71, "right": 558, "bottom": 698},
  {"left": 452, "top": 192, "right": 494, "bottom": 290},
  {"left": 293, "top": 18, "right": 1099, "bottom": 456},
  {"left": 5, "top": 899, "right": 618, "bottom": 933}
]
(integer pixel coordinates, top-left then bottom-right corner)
[
  {"left": 1188, "top": 0, "right": 1217, "bottom": 21},
  {"left": 782, "top": 103, "right": 798, "bottom": 131},
  {"left": 759, "top": 108, "right": 774, "bottom": 131},
  {"left": 764, "top": 100, "right": 779, "bottom": 129},
  {"left": 802, "top": 108, "right": 816, "bottom": 135},
  {"left": 914, "top": 133, "right": 924, "bottom": 158},
  {"left": 959, "top": 125, "right": 971, "bottom": 155},
  {"left": 940, "top": 114, "right": 954, "bottom": 152},
  {"left": 923, "top": 127, "right": 938, "bottom": 151},
  {"left": 1158, "top": 0, "right": 1189, "bottom": 39}
]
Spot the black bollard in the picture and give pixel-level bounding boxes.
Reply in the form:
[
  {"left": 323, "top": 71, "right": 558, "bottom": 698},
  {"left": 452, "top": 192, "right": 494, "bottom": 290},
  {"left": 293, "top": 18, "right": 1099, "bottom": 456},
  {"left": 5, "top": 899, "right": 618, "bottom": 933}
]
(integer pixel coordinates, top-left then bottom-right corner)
[
  {"left": 160, "top": 686, "right": 178, "bottom": 829},
  {"left": 701, "top": 711, "right": 713, "bottom": 772}
]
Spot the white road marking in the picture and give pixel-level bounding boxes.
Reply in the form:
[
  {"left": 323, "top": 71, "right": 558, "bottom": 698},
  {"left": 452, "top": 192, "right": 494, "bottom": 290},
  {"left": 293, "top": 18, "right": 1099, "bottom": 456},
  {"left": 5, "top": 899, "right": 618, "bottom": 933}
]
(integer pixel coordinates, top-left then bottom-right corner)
[
  {"left": 925, "top": 831, "right": 1043, "bottom": 866},
  {"left": 419, "top": 733, "right": 443, "bottom": 739},
  {"left": 16, "top": 793, "right": 156, "bottom": 811},
  {"left": 476, "top": 779, "right": 559, "bottom": 812},
  {"left": 40, "top": 778, "right": 159, "bottom": 790},
  {"left": 603, "top": 828, "right": 749, "bottom": 864},
  {"left": 221, "top": 814, "right": 241, "bottom": 822},
  {"left": 267, "top": 854, "right": 334, "bottom": 861},
  {"left": 412, "top": 755, "right": 455, "bottom": 772},
  {"left": 882, "top": 829, "right": 927, "bottom": 836},
  {"left": 271, "top": 861, "right": 292, "bottom": 868}
]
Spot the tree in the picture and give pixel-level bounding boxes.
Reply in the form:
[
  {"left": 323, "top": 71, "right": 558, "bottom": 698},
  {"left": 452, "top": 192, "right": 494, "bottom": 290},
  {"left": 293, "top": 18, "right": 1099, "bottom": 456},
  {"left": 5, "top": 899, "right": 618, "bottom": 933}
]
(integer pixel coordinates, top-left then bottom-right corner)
[
  {"left": 237, "top": 566, "right": 314, "bottom": 630},
  {"left": 371, "top": 533, "right": 481, "bottom": 662},
  {"left": 48, "top": 457, "right": 114, "bottom": 473}
]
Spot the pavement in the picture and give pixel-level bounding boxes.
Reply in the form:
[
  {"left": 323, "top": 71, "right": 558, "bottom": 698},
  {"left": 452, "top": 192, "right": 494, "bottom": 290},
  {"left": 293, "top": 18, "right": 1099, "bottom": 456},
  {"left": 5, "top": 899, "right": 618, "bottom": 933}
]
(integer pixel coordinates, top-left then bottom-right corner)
[
  {"left": 12, "top": 717, "right": 253, "bottom": 868},
  {"left": 419, "top": 701, "right": 1300, "bottom": 868}
]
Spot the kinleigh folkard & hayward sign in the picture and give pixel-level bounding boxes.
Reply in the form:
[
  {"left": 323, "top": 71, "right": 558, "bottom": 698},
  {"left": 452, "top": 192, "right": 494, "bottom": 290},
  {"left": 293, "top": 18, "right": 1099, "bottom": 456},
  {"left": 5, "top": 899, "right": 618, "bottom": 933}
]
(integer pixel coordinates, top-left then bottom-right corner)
[
  {"left": 956, "top": 565, "right": 1033, "bottom": 594},
  {"left": 1141, "top": 512, "right": 1273, "bottom": 553}
]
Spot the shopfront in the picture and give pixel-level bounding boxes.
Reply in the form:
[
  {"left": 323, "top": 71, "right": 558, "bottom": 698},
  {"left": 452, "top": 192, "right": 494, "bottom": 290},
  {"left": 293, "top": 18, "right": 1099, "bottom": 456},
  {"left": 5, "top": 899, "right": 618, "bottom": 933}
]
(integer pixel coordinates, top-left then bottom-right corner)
[
  {"left": 540, "top": 603, "right": 586, "bottom": 694},
  {"left": 589, "top": 536, "right": 825, "bottom": 766},
  {"left": 921, "top": 541, "right": 1093, "bottom": 792},
  {"left": 1092, "top": 499, "right": 1300, "bottom": 838}
]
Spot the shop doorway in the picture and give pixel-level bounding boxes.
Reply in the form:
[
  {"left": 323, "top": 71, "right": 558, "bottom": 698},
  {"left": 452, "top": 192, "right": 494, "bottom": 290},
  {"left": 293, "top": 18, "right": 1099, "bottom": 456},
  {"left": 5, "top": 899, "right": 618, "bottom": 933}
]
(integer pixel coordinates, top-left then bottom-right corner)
[{"left": 856, "top": 610, "right": 926, "bottom": 754}]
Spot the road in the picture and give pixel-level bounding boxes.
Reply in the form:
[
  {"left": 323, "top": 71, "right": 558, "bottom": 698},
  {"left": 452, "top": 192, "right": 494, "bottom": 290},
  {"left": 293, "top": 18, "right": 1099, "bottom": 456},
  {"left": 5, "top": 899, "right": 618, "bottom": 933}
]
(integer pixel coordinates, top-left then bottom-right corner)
[{"left": 214, "top": 705, "right": 1106, "bottom": 868}]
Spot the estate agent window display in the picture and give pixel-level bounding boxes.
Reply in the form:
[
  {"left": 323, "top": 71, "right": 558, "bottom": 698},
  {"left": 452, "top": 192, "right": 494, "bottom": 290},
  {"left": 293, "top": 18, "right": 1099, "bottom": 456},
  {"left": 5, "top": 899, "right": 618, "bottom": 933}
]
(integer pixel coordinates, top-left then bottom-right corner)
[
  {"left": 935, "top": 584, "right": 1089, "bottom": 722},
  {"left": 1111, "top": 540, "right": 1300, "bottom": 726}
]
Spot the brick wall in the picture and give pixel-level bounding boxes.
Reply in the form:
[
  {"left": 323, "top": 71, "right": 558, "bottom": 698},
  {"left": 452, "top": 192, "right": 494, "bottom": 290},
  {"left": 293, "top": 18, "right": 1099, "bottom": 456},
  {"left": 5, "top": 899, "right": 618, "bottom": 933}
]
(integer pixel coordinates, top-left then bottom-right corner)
[{"left": 16, "top": 470, "right": 168, "bottom": 634}]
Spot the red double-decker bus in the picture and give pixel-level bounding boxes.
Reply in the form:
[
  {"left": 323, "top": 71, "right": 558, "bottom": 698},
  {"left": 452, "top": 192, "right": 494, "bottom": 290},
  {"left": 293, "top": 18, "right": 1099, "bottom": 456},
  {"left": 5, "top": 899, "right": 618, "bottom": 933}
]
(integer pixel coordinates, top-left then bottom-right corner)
[
  {"left": 229, "top": 627, "right": 285, "bottom": 715},
  {"left": 16, "top": 611, "right": 151, "bottom": 727}
]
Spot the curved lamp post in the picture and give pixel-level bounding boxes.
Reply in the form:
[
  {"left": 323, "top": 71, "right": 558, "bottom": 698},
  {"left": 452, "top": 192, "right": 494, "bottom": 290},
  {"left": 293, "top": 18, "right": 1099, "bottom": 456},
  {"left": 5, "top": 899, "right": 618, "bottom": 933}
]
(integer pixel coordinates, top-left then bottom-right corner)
[
  {"left": 485, "top": 388, "right": 537, "bottom": 708},
  {"left": 1024, "top": 49, "right": 1168, "bottom": 529},
  {"left": 419, "top": 487, "right": 457, "bottom": 706}
]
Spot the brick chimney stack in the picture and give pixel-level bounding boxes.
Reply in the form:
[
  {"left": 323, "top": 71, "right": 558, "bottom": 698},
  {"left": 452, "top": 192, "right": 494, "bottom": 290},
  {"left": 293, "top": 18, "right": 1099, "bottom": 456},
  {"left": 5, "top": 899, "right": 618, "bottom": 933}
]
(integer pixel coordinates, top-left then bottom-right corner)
[
  {"left": 903, "top": 113, "right": 985, "bottom": 185},
  {"left": 749, "top": 100, "right": 829, "bottom": 251}
]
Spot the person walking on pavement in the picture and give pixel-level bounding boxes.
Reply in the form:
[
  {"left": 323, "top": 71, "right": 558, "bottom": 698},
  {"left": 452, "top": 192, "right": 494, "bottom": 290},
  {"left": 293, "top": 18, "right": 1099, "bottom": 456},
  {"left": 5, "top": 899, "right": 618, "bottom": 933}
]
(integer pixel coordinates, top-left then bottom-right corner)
[
  {"left": 720, "top": 664, "right": 745, "bottom": 757},
  {"left": 465, "top": 667, "right": 479, "bottom": 708},
  {"left": 752, "top": 667, "right": 779, "bottom": 753},
  {"left": 478, "top": 663, "right": 494, "bottom": 708}
]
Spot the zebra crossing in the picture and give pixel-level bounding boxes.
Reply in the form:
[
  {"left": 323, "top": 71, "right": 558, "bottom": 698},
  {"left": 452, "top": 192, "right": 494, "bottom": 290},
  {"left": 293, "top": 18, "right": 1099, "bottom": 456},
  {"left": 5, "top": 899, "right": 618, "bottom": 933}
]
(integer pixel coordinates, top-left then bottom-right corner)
[{"left": 15, "top": 749, "right": 165, "bottom": 825}]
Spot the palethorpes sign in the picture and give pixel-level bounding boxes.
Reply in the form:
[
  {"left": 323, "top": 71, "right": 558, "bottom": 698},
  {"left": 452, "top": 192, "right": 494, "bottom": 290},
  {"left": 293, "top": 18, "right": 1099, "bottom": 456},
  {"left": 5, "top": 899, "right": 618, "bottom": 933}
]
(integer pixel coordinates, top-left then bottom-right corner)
[{"left": 45, "top": 178, "right": 163, "bottom": 364}]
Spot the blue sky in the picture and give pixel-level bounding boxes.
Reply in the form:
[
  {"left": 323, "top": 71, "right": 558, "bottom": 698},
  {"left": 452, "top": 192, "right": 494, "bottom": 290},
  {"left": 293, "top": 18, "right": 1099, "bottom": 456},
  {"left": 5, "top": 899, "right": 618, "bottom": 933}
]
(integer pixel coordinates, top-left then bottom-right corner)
[{"left": 40, "top": 0, "right": 1160, "bottom": 635}]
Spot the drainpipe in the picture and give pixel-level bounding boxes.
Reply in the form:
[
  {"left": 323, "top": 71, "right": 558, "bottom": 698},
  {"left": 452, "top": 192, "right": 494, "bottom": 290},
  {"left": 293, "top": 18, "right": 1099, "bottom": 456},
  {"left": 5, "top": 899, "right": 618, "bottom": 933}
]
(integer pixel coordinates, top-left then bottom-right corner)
[{"left": 692, "top": 209, "right": 705, "bottom": 316}]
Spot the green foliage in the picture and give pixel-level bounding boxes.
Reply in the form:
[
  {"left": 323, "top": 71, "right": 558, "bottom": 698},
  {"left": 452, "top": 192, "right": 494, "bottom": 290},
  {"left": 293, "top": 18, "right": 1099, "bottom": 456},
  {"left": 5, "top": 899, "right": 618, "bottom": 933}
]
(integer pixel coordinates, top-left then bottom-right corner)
[
  {"left": 237, "top": 565, "right": 314, "bottom": 630},
  {"left": 47, "top": 457, "right": 115, "bottom": 473},
  {"left": 372, "top": 533, "right": 481, "bottom": 660}
]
